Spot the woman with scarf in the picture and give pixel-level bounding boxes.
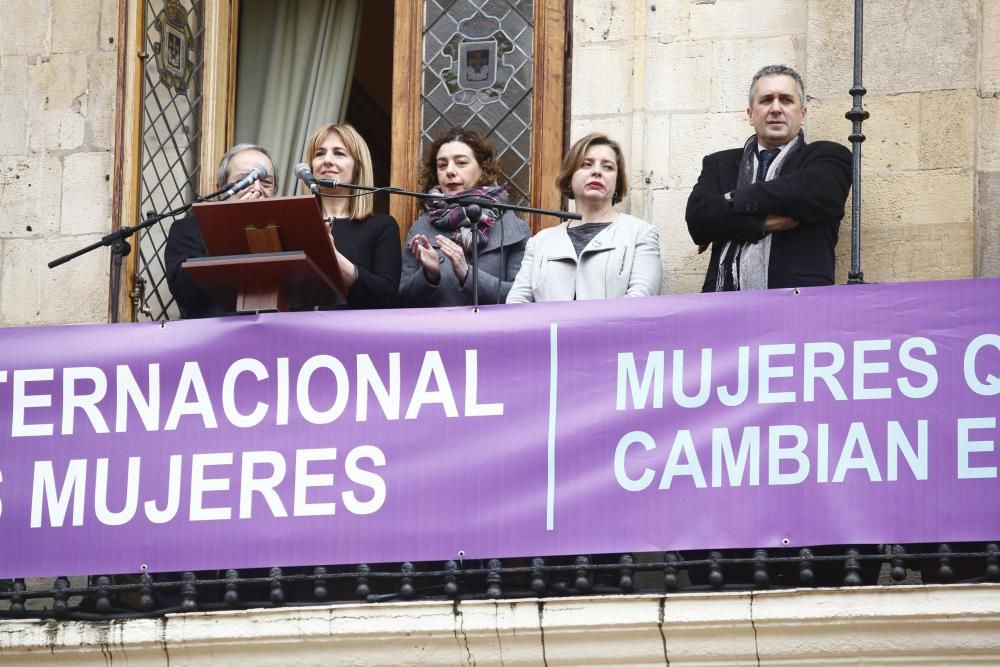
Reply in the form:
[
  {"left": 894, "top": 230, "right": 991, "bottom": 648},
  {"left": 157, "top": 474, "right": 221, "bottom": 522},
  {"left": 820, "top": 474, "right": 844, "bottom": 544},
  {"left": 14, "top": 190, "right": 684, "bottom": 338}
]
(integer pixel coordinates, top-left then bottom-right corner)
[
  {"left": 398, "top": 128, "right": 530, "bottom": 307},
  {"left": 506, "top": 133, "right": 661, "bottom": 302}
]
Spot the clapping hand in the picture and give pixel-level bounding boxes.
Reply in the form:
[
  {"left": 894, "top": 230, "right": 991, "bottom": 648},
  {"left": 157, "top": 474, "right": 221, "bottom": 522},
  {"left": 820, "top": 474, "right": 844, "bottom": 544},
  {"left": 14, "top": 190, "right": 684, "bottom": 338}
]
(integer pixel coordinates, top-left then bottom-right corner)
[
  {"left": 434, "top": 235, "right": 469, "bottom": 285},
  {"left": 410, "top": 234, "right": 441, "bottom": 283}
]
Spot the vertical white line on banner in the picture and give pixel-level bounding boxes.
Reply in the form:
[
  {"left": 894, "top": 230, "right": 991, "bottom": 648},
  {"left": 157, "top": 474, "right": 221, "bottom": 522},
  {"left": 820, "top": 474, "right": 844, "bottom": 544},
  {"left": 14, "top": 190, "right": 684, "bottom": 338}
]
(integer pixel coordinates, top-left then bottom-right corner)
[{"left": 547, "top": 323, "right": 558, "bottom": 531}]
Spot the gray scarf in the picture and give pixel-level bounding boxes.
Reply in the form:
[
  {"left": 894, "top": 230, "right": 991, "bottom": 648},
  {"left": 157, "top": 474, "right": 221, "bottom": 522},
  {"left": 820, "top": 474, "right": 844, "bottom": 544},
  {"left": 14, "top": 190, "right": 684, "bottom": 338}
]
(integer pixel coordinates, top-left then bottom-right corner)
[{"left": 714, "top": 131, "right": 803, "bottom": 291}]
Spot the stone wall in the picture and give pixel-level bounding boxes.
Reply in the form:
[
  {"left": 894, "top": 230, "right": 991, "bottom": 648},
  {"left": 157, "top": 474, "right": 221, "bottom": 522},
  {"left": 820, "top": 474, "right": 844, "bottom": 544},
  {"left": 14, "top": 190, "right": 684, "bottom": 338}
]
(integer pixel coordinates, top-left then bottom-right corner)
[
  {"left": 979, "top": 0, "right": 1000, "bottom": 277},
  {"left": 0, "top": 0, "right": 117, "bottom": 326},
  {"left": 571, "top": 0, "right": 992, "bottom": 293}
]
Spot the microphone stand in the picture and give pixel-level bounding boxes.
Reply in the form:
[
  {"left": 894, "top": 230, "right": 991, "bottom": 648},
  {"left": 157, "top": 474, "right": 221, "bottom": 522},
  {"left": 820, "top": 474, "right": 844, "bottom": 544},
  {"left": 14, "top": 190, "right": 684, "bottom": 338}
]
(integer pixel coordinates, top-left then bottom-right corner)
[
  {"left": 314, "top": 178, "right": 581, "bottom": 311},
  {"left": 48, "top": 185, "right": 234, "bottom": 323}
]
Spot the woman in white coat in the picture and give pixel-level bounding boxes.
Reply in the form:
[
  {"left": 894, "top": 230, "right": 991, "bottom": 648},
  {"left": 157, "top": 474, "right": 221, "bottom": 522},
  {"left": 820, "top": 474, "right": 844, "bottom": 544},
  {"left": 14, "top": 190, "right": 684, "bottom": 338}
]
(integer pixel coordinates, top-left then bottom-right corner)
[{"left": 506, "top": 133, "right": 661, "bottom": 302}]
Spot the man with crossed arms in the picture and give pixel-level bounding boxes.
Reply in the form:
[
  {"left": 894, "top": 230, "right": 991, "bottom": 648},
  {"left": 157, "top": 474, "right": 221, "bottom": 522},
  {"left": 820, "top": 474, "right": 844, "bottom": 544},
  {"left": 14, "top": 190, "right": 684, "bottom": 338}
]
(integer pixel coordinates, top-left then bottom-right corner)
[{"left": 686, "top": 64, "right": 852, "bottom": 291}]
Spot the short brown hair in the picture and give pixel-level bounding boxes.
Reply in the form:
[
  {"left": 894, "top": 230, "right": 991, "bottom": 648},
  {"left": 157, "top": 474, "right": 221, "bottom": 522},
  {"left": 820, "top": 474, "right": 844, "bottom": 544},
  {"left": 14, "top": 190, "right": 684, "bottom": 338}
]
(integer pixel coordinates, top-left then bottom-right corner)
[
  {"left": 303, "top": 123, "right": 374, "bottom": 219},
  {"left": 419, "top": 128, "right": 504, "bottom": 193},
  {"left": 555, "top": 133, "right": 628, "bottom": 205}
]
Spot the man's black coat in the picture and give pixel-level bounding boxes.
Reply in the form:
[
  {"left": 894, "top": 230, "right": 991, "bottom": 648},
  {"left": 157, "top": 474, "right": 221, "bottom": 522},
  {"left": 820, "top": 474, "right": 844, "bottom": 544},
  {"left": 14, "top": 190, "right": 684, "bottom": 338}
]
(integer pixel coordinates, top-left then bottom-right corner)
[{"left": 685, "top": 139, "right": 852, "bottom": 291}]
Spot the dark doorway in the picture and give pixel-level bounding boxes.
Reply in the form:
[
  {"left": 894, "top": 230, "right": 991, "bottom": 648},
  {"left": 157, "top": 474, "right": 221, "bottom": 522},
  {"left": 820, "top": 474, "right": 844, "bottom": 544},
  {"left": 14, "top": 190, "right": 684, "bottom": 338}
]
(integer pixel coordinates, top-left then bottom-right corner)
[{"left": 345, "top": 0, "right": 394, "bottom": 214}]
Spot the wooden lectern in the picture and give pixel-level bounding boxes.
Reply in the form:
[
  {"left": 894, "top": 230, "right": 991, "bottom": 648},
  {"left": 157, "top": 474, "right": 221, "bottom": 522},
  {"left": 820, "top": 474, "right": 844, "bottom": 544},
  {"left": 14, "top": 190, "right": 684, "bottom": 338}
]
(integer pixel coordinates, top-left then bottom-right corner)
[{"left": 181, "top": 195, "right": 346, "bottom": 313}]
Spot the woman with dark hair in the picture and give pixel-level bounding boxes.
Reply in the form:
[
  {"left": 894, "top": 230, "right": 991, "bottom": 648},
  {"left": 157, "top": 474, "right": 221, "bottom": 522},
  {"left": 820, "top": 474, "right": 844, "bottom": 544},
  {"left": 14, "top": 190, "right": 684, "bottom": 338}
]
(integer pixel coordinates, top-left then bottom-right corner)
[
  {"left": 398, "top": 128, "right": 530, "bottom": 307},
  {"left": 304, "top": 123, "right": 401, "bottom": 308},
  {"left": 506, "top": 133, "right": 661, "bottom": 302}
]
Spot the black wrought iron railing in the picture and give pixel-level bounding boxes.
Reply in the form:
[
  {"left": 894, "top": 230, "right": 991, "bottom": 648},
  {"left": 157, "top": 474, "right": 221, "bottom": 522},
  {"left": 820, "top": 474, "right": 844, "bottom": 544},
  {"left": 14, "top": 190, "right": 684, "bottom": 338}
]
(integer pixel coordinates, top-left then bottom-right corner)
[{"left": 3, "top": 543, "right": 997, "bottom": 621}]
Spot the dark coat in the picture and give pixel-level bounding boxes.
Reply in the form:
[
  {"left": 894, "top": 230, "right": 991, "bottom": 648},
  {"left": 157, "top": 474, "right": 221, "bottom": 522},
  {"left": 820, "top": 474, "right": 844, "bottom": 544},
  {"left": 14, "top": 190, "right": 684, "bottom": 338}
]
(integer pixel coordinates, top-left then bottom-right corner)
[
  {"left": 398, "top": 210, "right": 530, "bottom": 307},
  {"left": 164, "top": 216, "right": 227, "bottom": 319},
  {"left": 685, "top": 139, "right": 852, "bottom": 290}
]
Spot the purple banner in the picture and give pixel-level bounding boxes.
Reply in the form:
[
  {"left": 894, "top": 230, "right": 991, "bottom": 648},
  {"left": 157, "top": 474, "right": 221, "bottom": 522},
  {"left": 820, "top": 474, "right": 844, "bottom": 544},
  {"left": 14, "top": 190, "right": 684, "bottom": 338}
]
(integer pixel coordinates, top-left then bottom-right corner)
[{"left": 1, "top": 279, "right": 999, "bottom": 578}]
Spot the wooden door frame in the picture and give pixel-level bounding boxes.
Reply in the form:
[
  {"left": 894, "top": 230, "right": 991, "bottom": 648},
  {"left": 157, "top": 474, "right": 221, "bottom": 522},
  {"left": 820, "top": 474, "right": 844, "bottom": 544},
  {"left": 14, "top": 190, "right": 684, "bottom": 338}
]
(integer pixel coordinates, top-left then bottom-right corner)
[
  {"left": 113, "top": 0, "right": 568, "bottom": 321},
  {"left": 391, "top": 0, "right": 568, "bottom": 239}
]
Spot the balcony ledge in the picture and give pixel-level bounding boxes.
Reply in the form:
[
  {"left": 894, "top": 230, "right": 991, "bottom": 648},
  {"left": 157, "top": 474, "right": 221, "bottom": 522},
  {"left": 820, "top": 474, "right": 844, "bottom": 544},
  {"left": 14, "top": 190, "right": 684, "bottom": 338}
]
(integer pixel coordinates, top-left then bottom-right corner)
[{"left": 2, "top": 584, "right": 1000, "bottom": 665}]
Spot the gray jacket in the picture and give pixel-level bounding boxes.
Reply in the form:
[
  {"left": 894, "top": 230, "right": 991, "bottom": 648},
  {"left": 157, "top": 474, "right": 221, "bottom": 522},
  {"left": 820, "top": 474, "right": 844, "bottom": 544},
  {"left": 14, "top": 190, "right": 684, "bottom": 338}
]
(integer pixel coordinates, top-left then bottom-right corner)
[
  {"left": 399, "top": 209, "right": 531, "bottom": 307},
  {"left": 506, "top": 213, "right": 662, "bottom": 302}
]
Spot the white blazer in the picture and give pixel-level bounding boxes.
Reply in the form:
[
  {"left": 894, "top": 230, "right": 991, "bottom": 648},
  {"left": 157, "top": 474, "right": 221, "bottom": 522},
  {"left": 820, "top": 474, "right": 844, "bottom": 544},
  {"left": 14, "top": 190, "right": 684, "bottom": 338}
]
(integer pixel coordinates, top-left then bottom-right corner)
[{"left": 506, "top": 214, "right": 662, "bottom": 302}]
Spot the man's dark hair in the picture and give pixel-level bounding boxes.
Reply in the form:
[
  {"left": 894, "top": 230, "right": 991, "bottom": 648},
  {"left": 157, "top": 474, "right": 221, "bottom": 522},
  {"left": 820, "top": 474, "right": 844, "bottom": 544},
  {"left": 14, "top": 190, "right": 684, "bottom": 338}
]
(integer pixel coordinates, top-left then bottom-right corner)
[{"left": 748, "top": 65, "right": 806, "bottom": 106}]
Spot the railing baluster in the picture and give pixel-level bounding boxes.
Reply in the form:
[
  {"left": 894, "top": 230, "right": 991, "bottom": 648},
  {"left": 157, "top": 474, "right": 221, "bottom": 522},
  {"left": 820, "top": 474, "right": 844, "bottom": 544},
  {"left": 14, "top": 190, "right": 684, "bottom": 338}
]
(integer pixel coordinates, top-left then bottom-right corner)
[
  {"left": 890, "top": 545, "right": 907, "bottom": 582},
  {"left": 618, "top": 554, "right": 634, "bottom": 593},
  {"left": 312, "top": 566, "right": 328, "bottom": 601},
  {"left": 486, "top": 559, "right": 503, "bottom": 598},
  {"left": 799, "top": 548, "right": 815, "bottom": 586},
  {"left": 531, "top": 557, "right": 546, "bottom": 595},
  {"left": 708, "top": 551, "right": 724, "bottom": 590},
  {"left": 53, "top": 576, "right": 69, "bottom": 617},
  {"left": 664, "top": 553, "right": 679, "bottom": 593},
  {"left": 10, "top": 579, "right": 26, "bottom": 616},
  {"left": 224, "top": 569, "right": 240, "bottom": 607},
  {"left": 400, "top": 562, "right": 415, "bottom": 600},
  {"left": 845, "top": 0, "right": 868, "bottom": 284},
  {"left": 843, "top": 547, "right": 862, "bottom": 586},
  {"left": 356, "top": 563, "right": 371, "bottom": 600},
  {"left": 444, "top": 560, "right": 459, "bottom": 597},
  {"left": 985, "top": 544, "right": 999, "bottom": 582},
  {"left": 268, "top": 567, "right": 284, "bottom": 606},
  {"left": 574, "top": 555, "right": 592, "bottom": 594},
  {"left": 752, "top": 550, "right": 769, "bottom": 589},
  {"left": 180, "top": 571, "right": 198, "bottom": 611},
  {"left": 936, "top": 544, "right": 954, "bottom": 582},
  {"left": 139, "top": 571, "right": 154, "bottom": 611},
  {"left": 95, "top": 575, "right": 112, "bottom": 612}
]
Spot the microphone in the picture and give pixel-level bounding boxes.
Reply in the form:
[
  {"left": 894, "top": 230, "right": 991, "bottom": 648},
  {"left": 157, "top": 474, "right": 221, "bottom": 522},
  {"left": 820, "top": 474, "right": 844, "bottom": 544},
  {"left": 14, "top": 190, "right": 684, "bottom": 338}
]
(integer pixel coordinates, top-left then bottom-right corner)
[
  {"left": 219, "top": 163, "right": 269, "bottom": 200},
  {"left": 294, "top": 163, "right": 321, "bottom": 194}
]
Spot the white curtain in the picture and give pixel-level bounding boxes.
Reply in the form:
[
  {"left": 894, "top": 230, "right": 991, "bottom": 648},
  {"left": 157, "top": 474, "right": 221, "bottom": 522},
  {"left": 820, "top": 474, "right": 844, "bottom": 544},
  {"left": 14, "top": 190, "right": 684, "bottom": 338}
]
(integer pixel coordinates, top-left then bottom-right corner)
[{"left": 235, "top": 0, "right": 362, "bottom": 196}]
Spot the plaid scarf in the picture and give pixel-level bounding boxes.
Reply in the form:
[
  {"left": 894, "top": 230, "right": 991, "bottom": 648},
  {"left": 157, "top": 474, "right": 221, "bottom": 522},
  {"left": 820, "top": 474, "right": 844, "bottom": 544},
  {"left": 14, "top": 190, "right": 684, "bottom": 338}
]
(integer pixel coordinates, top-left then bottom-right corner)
[
  {"left": 426, "top": 185, "right": 507, "bottom": 254},
  {"left": 714, "top": 130, "right": 804, "bottom": 291}
]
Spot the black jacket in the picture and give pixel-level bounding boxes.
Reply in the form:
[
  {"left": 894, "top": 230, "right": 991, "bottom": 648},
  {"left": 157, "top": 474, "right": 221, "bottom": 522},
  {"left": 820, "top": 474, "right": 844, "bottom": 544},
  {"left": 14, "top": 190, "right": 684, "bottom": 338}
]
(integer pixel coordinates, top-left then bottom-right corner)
[
  {"left": 685, "top": 139, "right": 852, "bottom": 291},
  {"left": 164, "top": 216, "right": 227, "bottom": 319}
]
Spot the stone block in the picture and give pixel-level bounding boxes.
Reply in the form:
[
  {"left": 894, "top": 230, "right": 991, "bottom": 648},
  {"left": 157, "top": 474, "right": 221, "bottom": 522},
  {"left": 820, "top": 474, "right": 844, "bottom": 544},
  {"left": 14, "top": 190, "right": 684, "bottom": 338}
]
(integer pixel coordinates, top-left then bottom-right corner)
[
  {"left": 835, "top": 221, "right": 974, "bottom": 283},
  {"left": 0, "top": 54, "right": 29, "bottom": 96},
  {"left": 804, "top": 0, "right": 852, "bottom": 99},
  {"left": 651, "top": 187, "right": 706, "bottom": 294},
  {"left": 711, "top": 36, "right": 804, "bottom": 113},
  {"left": 573, "top": 0, "right": 634, "bottom": 45},
  {"left": 808, "top": 0, "right": 977, "bottom": 98},
  {"left": 646, "top": 39, "right": 712, "bottom": 112},
  {"left": 0, "top": 155, "right": 63, "bottom": 237},
  {"left": 979, "top": 97, "right": 1000, "bottom": 172},
  {"left": 803, "top": 95, "right": 855, "bottom": 148},
  {"left": 861, "top": 169, "right": 974, "bottom": 230},
  {"left": 100, "top": 0, "right": 119, "bottom": 51},
  {"left": 28, "top": 109, "right": 85, "bottom": 150},
  {"left": 61, "top": 151, "right": 111, "bottom": 235},
  {"left": 0, "top": 236, "right": 109, "bottom": 326},
  {"left": 571, "top": 43, "right": 634, "bottom": 116},
  {"left": 568, "top": 115, "right": 632, "bottom": 150},
  {"left": 668, "top": 111, "right": 750, "bottom": 188},
  {"left": 28, "top": 53, "right": 88, "bottom": 111},
  {"left": 86, "top": 50, "right": 118, "bottom": 149},
  {"left": 0, "top": 96, "right": 27, "bottom": 155},
  {"left": 51, "top": 0, "right": 99, "bottom": 53},
  {"left": 977, "top": 171, "right": 1000, "bottom": 278},
  {"left": 646, "top": 0, "right": 691, "bottom": 44},
  {"left": 982, "top": 0, "right": 1000, "bottom": 93},
  {"left": 690, "top": 0, "right": 806, "bottom": 41},
  {"left": 641, "top": 112, "right": 671, "bottom": 190},
  {"left": 919, "top": 89, "right": 975, "bottom": 170},
  {"left": 812, "top": 93, "right": 920, "bottom": 172},
  {"left": 0, "top": 0, "right": 52, "bottom": 55}
]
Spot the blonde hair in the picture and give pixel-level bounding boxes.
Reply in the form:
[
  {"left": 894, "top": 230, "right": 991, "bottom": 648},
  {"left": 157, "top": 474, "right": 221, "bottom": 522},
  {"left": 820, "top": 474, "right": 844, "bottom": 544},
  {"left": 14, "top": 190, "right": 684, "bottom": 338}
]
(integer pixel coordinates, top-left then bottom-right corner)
[
  {"left": 303, "top": 123, "right": 375, "bottom": 220},
  {"left": 555, "top": 133, "right": 628, "bottom": 205}
]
